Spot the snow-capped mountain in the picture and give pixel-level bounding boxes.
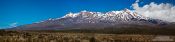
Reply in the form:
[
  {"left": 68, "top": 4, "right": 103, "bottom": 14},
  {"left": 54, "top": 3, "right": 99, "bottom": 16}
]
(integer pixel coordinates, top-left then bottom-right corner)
[{"left": 9, "top": 9, "right": 169, "bottom": 30}]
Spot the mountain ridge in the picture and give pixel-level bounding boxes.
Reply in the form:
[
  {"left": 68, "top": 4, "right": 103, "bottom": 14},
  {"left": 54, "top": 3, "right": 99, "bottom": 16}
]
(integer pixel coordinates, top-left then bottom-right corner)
[{"left": 8, "top": 9, "right": 171, "bottom": 30}]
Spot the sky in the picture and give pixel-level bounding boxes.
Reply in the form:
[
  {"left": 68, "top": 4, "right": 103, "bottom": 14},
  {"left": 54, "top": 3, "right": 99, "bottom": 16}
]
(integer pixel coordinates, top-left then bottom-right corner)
[{"left": 0, "top": 0, "right": 175, "bottom": 29}]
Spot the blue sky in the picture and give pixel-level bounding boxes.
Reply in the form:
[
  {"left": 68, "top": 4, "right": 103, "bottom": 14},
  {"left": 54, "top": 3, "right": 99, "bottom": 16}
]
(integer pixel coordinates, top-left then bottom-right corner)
[{"left": 0, "top": 0, "right": 174, "bottom": 29}]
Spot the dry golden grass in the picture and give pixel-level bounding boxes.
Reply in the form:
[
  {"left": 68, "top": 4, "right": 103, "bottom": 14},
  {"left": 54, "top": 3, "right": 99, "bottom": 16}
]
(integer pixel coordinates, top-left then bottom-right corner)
[{"left": 0, "top": 30, "right": 175, "bottom": 42}]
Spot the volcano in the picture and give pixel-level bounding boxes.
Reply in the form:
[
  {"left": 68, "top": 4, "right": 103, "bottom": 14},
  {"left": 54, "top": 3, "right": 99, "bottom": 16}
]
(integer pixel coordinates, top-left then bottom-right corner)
[{"left": 8, "top": 9, "right": 171, "bottom": 30}]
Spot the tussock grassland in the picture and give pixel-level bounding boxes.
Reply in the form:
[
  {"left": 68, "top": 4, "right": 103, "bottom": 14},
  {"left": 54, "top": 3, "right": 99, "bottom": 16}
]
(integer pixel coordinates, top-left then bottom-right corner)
[{"left": 0, "top": 30, "right": 175, "bottom": 42}]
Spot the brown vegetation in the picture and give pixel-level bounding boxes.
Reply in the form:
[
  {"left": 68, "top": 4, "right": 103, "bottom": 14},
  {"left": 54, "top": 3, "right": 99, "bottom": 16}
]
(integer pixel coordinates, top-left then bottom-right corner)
[{"left": 0, "top": 29, "right": 175, "bottom": 42}]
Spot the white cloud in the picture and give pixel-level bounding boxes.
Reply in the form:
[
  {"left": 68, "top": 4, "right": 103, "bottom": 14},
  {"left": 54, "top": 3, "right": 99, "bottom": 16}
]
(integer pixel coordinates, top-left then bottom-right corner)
[
  {"left": 132, "top": 0, "right": 175, "bottom": 22},
  {"left": 9, "top": 22, "right": 18, "bottom": 27},
  {"left": 135, "top": 0, "right": 139, "bottom": 3}
]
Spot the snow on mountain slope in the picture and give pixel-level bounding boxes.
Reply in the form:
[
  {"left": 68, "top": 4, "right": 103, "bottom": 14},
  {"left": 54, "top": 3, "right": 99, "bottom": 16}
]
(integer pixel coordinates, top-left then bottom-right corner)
[
  {"left": 9, "top": 9, "right": 169, "bottom": 30},
  {"left": 58, "top": 9, "right": 165, "bottom": 25}
]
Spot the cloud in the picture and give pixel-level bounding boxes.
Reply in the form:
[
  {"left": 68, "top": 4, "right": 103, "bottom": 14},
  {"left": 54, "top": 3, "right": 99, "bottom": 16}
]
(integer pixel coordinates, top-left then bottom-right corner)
[
  {"left": 9, "top": 22, "right": 18, "bottom": 27},
  {"left": 135, "top": 0, "right": 139, "bottom": 3},
  {"left": 132, "top": 0, "right": 175, "bottom": 22}
]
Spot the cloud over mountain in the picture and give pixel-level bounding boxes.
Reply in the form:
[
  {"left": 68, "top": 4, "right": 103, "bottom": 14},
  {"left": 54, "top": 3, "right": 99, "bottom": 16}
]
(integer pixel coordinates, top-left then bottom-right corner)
[
  {"left": 132, "top": 0, "right": 175, "bottom": 22},
  {"left": 9, "top": 22, "right": 18, "bottom": 28}
]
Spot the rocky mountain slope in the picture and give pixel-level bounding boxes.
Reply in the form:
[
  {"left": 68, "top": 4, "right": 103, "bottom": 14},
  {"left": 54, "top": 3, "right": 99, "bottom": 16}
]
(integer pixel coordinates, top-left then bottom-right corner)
[{"left": 9, "top": 9, "right": 170, "bottom": 30}]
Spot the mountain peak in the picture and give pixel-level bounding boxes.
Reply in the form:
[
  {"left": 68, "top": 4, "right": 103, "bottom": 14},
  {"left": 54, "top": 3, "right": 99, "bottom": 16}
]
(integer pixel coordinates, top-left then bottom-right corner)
[
  {"left": 81, "top": 10, "right": 88, "bottom": 12},
  {"left": 9, "top": 9, "right": 169, "bottom": 30},
  {"left": 62, "top": 12, "right": 78, "bottom": 18}
]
